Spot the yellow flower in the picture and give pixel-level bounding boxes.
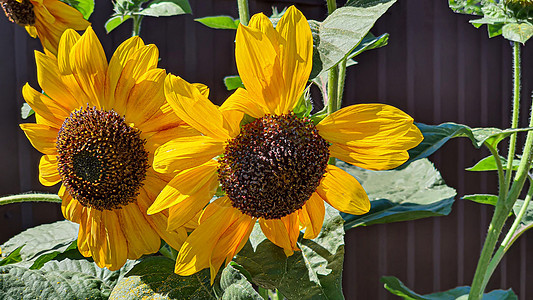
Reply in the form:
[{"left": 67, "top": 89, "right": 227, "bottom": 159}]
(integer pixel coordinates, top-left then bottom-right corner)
[
  {"left": 1, "top": 0, "right": 89, "bottom": 55},
  {"left": 20, "top": 26, "right": 196, "bottom": 270},
  {"left": 150, "top": 6, "right": 423, "bottom": 280}
]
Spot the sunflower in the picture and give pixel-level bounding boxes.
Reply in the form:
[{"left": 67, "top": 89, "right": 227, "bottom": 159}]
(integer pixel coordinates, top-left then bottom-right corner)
[
  {"left": 1, "top": 0, "right": 89, "bottom": 55},
  {"left": 19, "top": 26, "right": 198, "bottom": 270},
  {"left": 150, "top": 6, "right": 423, "bottom": 280}
]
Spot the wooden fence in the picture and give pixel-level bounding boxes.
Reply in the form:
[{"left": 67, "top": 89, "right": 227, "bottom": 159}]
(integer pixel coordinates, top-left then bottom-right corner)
[{"left": 0, "top": 0, "right": 532, "bottom": 298}]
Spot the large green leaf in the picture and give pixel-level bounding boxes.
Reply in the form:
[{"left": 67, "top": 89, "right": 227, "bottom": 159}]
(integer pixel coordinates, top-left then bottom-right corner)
[
  {"left": 463, "top": 194, "right": 499, "bottom": 206},
  {"left": 502, "top": 23, "right": 533, "bottom": 44},
  {"left": 310, "top": 0, "right": 396, "bottom": 78},
  {"left": 218, "top": 264, "right": 262, "bottom": 300},
  {"left": 235, "top": 205, "right": 345, "bottom": 300},
  {"left": 1, "top": 220, "right": 79, "bottom": 268},
  {"left": 0, "top": 258, "right": 134, "bottom": 299},
  {"left": 109, "top": 256, "right": 216, "bottom": 299},
  {"left": 381, "top": 276, "right": 517, "bottom": 299},
  {"left": 401, "top": 123, "right": 533, "bottom": 167},
  {"left": 59, "top": 0, "right": 95, "bottom": 19},
  {"left": 195, "top": 16, "right": 239, "bottom": 30},
  {"left": 137, "top": 0, "right": 192, "bottom": 17},
  {"left": 342, "top": 159, "right": 456, "bottom": 229}
]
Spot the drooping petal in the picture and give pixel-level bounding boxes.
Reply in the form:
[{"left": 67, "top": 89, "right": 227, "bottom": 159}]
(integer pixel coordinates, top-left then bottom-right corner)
[
  {"left": 298, "top": 192, "right": 325, "bottom": 239},
  {"left": 153, "top": 136, "right": 224, "bottom": 174},
  {"left": 87, "top": 209, "right": 128, "bottom": 271},
  {"left": 117, "top": 203, "right": 161, "bottom": 260},
  {"left": 316, "top": 165, "right": 370, "bottom": 215},
  {"left": 39, "top": 155, "right": 60, "bottom": 186},
  {"left": 259, "top": 214, "right": 300, "bottom": 256},
  {"left": 165, "top": 74, "right": 229, "bottom": 140},
  {"left": 175, "top": 197, "right": 254, "bottom": 283},
  {"left": 59, "top": 185, "right": 83, "bottom": 223},
  {"left": 275, "top": 6, "right": 313, "bottom": 114},
  {"left": 235, "top": 23, "right": 284, "bottom": 114},
  {"left": 148, "top": 160, "right": 218, "bottom": 215},
  {"left": 19, "top": 123, "right": 57, "bottom": 155}
]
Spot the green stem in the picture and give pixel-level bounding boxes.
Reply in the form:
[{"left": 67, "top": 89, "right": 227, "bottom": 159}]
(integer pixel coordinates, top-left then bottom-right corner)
[
  {"left": 337, "top": 59, "right": 347, "bottom": 109},
  {"left": 504, "top": 42, "right": 521, "bottom": 195},
  {"left": 469, "top": 95, "right": 533, "bottom": 300},
  {"left": 237, "top": 0, "right": 250, "bottom": 26},
  {"left": 132, "top": 15, "right": 143, "bottom": 37},
  {"left": 486, "top": 144, "right": 505, "bottom": 193},
  {"left": 327, "top": 0, "right": 337, "bottom": 14},
  {"left": 480, "top": 182, "right": 533, "bottom": 293},
  {"left": 327, "top": 65, "right": 339, "bottom": 115},
  {"left": 0, "top": 193, "right": 62, "bottom": 205}
]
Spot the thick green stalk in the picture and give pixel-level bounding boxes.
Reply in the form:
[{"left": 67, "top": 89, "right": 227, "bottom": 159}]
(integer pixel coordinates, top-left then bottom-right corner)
[
  {"left": 326, "top": 0, "right": 339, "bottom": 166},
  {"left": 327, "top": 0, "right": 337, "bottom": 14},
  {"left": 237, "top": 0, "right": 250, "bottom": 26},
  {"left": 132, "top": 15, "right": 143, "bottom": 37},
  {"left": 0, "top": 193, "right": 62, "bottom": 205},
  {"left": 469, "top": 97, "right": 533, "bottom": 299},
  {"left": 480, "top": 183, "right": 533, "bottom": 292},
  {"left": 504, "top": 42, "right": 521, "bottom": 193},
  {"left": 337, "top": 59, "right": 347, "bottom": 110}
]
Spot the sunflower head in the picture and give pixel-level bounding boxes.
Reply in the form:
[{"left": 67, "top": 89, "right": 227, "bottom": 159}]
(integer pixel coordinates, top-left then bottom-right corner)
[
  {"left": 1, "top": 0, "right": 35, "bottom": 26},
  {"left": 505, "top": 0, "right": 533, "bottom": 19},
  {"left": 56, "top": 106, "right": 149, "bottom": 211},
  {"left": 218, "top": 113, "right": 330, "bottom": 219}
]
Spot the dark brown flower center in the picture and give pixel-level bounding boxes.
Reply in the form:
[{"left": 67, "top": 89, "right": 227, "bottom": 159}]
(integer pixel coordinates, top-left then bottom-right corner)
[
  {"left": 218, "top": 113, "right": 330, "bottom": 219},
  {"left": 56, "top": 107, "right": 149, "bottom": 211},
  {"left": 1, "top": 0, "right": 35, "bottom": 26}
]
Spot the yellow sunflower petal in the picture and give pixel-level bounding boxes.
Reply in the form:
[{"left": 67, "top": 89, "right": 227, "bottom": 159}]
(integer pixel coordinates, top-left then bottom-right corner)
[
  {"left": 57, "top": 29, "right": 80, "bottom": 75},
  {"left": 22, "top": 83, "right": 66, "bottom": 128},
  {"left": 235, "top": 23, "right": 284, "bottom": 114},
  {"left": 59, "top": 185, "right": 83, "bottom": 223},
  {"left": 153, "top": 136, "right": 224, "bottom": 174},
  {"left": 316, "top": 104, "right": 422, "bottom": 148},
  {"left": 39, "top": 155, "right": 60, "bottom": 186},
  {"left": 19, "top": 123, "right": 57, "bottom": 155},
  {"left": 275, "top": 6, "right": 313, "bottom": 114},
  {"left": 259, "top": 213, "right": 300, "bottom": 256},
  {"left": 248, "top": 13, "right": 280, "bottom": 52},
  {"left": 143, "top": 124, "right": 200, "bottom": 155},
  {"left": 87, "top": 209, "right": 128, "bottom": 271},
  {"left": 25, "top": 25, "right": 37, "bottom": 38},
  {"left": 330, "top": 143, "right": 409, "bottom": 170},
  {"left": 298, "top": 192, "right": 325, "bottom": 239},
  {"left": 123, "top": 68, "right": 166, "bottom": 125},
  {"left": 164, "top": 74, "right": 229, "bottom": 140},
  {"left": 316, "top": 165, "right": 370, "bottom": 215},
  {"left": 193, "top": 83, "right": 209, "bottom": 98},
  {"left": 137, "top": 171, "right": 188, "bottom": 251},
  {"left": 68, "top": 26, "right": 108, "bottom": 108},
  {"left": 77, "top": 206, "right": 91, "bottom": 257},
  {"left": 149, "top": 160, "right": 218, "bottom": 215},
  {"left": 221, "top": 88, "right": 266, "bottom": 119},
  {"left": 35, "top": 51, "right": 83, "bottom": 110},
  {"left": 117, "top": 203, "right": 161, "bottom": 260}
]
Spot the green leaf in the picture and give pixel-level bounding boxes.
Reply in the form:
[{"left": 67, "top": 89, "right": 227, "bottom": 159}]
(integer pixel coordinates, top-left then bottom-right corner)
[
  {"left": 20, "top": 103, "right": 34, "bottom": 119},
  {"left": 381, "top": 276, "right": 518, "bottom": 299},
  {"left": 448, "top": 0, "right": 483, "bottom": 16},
  {"left": 342, "top": 159, "right": 456, "bottom": 229},
  {"left": 509, "top": 200, "right": 533, "bottom": 244},
  {"left": 59, "top": 0, "right": 95, "bottom": 19},
  {"left": 0, "top": 258, "right": 134, "bottom": 299},
  {"left": 224, "top": 75, "right": 245, "bottom": 91},
  {"left": 347, "top": 32, "right": 389, "bottom": 60},
  {"left": 235, "top": 204, "right": 345, "bottom": 299},
  {"left": 466, "top": 155, "right": 520, "bottom": 172},
  {"left": 463, "top": 194, "right": 499, "bottom": 206},
  {"left": 137, "top": 0, "right": 192, "bottom": 17},
  {"left": 0, "top": 220, "right": 78, "bottom": 268},
  {"left": 293, "top": 87, "right": 313, "bottom": 118},
  {"left": 502, "top": 23, "right": 533, "bottom": 44},
  {"left": 109, "top": 256, "right": 216, "bottom": 299},
  {"left": 105, "top": 15, "right": 131, "bottom": 33},
  {"left": 219, "top": 264, "right": 262, "bottom": 300},
  {"left": 195, "top": 16, "right": 239, "bottom": 30},
  {"left": 310, "top": 0, "right": 396, "bottom": 78},
  {"left": 0, "top": 246, "right": 23, "bottom": 266},
  {"left": 400, "top": 123, "right": 533, "bottom": 167}
]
